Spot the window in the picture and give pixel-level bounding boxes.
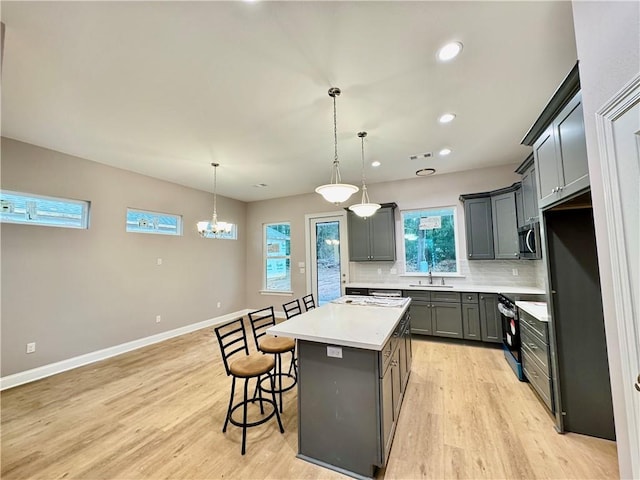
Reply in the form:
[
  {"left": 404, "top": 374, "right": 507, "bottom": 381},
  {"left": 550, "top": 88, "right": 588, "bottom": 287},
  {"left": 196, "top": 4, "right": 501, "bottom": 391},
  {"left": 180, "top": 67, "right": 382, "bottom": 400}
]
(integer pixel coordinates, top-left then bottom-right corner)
[
  {"left": 402, "top": 207, "right": 459, "bottom": 274},
  {"left": 0, "top": 190, "right": 90, "bottom": 229},
  {"left": 264, "top": 223, "right": 291, "bottom": 291},
  {"left": 126, "top": 208, "right": 182, "bottom": 236}
]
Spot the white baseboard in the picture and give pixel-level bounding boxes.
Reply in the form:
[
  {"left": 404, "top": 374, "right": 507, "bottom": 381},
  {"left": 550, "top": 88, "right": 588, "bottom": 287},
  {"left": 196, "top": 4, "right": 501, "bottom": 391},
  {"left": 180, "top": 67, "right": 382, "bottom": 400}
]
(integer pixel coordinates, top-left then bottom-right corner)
[{"left": 0, "top": 309, "right": 251, "bottom": 391}]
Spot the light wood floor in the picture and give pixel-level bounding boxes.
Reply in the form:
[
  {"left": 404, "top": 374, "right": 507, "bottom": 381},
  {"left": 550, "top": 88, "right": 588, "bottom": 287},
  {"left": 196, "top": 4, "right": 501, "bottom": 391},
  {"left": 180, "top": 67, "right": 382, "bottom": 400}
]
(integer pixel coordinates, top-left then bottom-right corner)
[{"left": 1, "top": 328, "right": 618, "bottom": 479}]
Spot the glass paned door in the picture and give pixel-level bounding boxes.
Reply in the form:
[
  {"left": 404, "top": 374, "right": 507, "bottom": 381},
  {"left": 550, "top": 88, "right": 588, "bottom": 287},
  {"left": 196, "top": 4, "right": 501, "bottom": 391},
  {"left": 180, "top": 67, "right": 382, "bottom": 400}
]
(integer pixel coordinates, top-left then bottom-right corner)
[{"left": 309, "top": 215, "right": 348, "bottom": 306}]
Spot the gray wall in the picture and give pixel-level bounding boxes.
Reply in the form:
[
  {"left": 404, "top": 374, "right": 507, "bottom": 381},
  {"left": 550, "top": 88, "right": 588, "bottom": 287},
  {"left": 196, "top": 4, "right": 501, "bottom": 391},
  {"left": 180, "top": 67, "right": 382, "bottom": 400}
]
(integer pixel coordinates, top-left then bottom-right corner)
[
  {"left": 1, "top": 138, "right": 247, "bottom": 376},
  {"left": 571, "top": 1, "right": 640, "bottom": 478},
  {"left": 245, "top": 163, "right": 523, "bottom": 309}
]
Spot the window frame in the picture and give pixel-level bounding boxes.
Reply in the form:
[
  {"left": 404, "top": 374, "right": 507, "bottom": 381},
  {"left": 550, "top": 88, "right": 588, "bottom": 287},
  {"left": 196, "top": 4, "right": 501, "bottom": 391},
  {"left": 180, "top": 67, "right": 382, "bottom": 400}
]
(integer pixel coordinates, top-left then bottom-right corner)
[
  {"left": 400, "top": 205, "right": 461, "bottom": 276},
  {"left": 125, "top": 208, "right": 183, "bottom": 236},
  {"left": 0, "top": 190, "right": 90, "bottom": 229},
  {"left": 263, "top": 222, "right": 292, "bottom": 293}
]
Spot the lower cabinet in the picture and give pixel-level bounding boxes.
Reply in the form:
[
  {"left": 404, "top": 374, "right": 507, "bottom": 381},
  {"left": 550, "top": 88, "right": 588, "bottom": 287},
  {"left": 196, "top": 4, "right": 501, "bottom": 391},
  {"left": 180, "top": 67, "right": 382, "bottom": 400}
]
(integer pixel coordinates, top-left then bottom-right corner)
[
  {"left": 431, "top": 302, "right": 463, "bottom": 338},
  {"left": 479, "top": 294, "right": 501, "bottom": 343},
  {"left": 462, "top": 303, "right": 482, "bottom": 341},
  {"left": 520, "top": 309, "right": 554, "bottom": 412}
]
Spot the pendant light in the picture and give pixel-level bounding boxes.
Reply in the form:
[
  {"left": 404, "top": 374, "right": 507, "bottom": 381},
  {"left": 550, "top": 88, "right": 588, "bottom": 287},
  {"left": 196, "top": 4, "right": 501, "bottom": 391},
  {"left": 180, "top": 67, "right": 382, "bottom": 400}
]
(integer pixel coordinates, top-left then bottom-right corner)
[
  {"left": 349, "top": 132, "right": 381, "bottom": 218},
  {"left": 315, "top": 87, "right": 359, "bottom": 204},
  {"left": 197, "top": 163, "right": 232, "bottom": 237}
]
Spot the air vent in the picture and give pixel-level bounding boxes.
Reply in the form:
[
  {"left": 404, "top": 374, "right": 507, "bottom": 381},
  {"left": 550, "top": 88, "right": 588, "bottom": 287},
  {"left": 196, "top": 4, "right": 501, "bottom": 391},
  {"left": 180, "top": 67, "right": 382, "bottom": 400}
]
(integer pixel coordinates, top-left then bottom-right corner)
[{"left": 409, "top": 152, "right": 433, "bottom": 160}]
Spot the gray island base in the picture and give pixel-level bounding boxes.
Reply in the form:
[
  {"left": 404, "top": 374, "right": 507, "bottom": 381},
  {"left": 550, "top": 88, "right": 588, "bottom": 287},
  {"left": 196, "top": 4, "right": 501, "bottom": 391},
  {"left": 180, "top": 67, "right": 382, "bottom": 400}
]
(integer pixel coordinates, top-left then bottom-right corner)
[{"left": 267, "top": 297, "right": 412, "bottom": 479}]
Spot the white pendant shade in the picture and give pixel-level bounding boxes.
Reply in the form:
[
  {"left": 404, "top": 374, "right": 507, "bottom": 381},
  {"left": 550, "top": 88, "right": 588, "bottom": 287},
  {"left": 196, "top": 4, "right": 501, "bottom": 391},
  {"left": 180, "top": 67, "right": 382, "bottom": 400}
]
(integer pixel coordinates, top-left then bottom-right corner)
[
  {"left": 349, "top": 202, "right": 381, "bottom": 218},
  {"left": 315, "top": 183, "right": 359, "bottom": 204}
]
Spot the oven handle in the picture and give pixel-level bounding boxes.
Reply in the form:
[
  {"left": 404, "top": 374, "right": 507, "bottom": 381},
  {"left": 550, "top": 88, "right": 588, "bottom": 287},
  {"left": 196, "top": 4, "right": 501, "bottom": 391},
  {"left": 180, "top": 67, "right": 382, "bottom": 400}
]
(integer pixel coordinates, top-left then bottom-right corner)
[
  {"left": 498, "top": 303, "right": 516, "bottom": 318},
  {"left": 525, "top": 229, "right": 535, "bottom": 253}
]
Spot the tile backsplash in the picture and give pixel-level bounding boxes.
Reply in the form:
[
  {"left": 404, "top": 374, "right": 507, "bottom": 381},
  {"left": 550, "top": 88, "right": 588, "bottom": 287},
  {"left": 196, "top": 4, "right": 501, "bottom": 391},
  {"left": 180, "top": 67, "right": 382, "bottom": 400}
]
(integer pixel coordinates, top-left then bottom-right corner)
[{"left": 350, "top": 259, "right": 546, "bottom": 289}]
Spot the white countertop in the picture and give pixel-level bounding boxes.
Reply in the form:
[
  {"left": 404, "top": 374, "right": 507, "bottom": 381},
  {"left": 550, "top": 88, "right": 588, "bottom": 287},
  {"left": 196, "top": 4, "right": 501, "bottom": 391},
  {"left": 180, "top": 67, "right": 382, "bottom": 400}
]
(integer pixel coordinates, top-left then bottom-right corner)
[
  {"left": 267, "top": 296, "right": 411, "bottom": 351},
  {"left": 516, "top": 301, "right": 550, "bottom": 322},
  {"left": 346, "top": 282, "right": 545, "bottom": 295}
]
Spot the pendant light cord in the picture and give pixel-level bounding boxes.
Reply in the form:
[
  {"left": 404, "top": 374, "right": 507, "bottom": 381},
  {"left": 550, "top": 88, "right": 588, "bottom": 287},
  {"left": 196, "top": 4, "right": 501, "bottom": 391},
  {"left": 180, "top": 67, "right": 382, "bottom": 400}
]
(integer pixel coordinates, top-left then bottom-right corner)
[
  {"left": 359, "top": 133, "right": 370, "bottom": 203},
  {"left": 331, "top": 90, "right": 342, "bottom": 184},
  {"left": 212, "top": 162, "right": 219, "bottom": 223}
]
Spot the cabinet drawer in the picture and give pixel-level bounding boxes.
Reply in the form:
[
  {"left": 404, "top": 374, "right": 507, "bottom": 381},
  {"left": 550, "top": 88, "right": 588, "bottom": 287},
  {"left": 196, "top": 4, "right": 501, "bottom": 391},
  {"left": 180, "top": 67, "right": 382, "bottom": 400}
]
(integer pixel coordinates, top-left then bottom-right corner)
[
  {"left": 404, "top": 290, "right": 430, "bottom": 301},
  {"left": 519, "top": 310, "right": 548, "bottom": 343},
  {"left": 380, "top": 336, "right": 394, "bottom": 376},
  {"left": 431, "top": 291, "right": 461, "bottom": 303},
  {"left": 521, "top": 322, "right": 550, "bottom": 371},
  {"left": 346, "top": 287, "right": 369, "bottom": 296},
  {"left": 522, "top": 348, "right": 553, "bottom": 412},
  {"left": 462, "top": 293, "right": 478, "bottom": 304}
]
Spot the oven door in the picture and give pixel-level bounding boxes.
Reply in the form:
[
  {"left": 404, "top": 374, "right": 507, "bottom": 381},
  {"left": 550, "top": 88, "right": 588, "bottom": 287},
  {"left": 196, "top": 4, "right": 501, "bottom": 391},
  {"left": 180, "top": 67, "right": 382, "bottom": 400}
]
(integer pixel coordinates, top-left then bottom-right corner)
[{"left": 498, "top": 301, "right": 520, "bottom": 362}]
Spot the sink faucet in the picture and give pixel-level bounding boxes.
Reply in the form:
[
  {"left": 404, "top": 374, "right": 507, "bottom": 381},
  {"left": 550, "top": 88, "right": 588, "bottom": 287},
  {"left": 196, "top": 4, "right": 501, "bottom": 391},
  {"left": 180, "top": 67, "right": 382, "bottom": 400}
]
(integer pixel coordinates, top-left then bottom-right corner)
[
  {"left": 428, "top": 270, "right": 433, "bottom": 285},
  {"left": 441, "top": 276, "right": 446, "bottom": 286}
]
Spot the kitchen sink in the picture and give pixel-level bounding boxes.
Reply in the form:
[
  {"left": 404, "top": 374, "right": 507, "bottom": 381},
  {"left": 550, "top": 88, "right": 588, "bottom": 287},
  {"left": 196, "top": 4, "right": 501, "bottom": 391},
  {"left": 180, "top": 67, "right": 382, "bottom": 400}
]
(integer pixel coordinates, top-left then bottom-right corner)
[{"left": 408, "top": 284, "right": 454, "bottom": 288}]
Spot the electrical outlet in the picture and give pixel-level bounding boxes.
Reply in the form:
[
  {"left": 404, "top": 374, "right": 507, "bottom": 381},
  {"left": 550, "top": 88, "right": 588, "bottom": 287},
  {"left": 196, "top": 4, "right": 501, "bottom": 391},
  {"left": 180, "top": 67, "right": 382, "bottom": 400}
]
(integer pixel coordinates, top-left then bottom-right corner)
[
  {"left": 26, "top": 342, "right": 36, "bottom": 354},
  {"left": 377, "top": 268, "right": 382, "bottom": 275},
  {"left": 217, "top": 302, "right": 221, "bottom": 308},
  {"left": 156, "top": 315, "right": 161, "bottom": 323},
  {"left": 157, "top": 258, "right": 162, "bottom": 266},
  {"left": 512, "top": 268, "right": 519, "bottom": 276},
  {"left": 390, "top": 268, "right": 397, "bottom": 275}
]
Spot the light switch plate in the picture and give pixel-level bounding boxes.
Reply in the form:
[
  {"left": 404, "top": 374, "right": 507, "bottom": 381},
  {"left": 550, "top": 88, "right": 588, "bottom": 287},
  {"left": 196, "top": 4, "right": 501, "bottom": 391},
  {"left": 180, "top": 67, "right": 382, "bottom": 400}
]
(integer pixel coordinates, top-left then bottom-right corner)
[{"left": 327, "top": 346, "right": 342, "bottom": 358}]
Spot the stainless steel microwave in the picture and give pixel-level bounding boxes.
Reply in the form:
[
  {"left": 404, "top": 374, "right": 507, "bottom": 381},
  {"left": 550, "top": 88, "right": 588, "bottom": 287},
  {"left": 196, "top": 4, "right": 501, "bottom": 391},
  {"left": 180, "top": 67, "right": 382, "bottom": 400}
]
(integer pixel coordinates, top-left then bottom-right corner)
[{"left": 518, "top": 222, "right": 541, "bottom": 259}]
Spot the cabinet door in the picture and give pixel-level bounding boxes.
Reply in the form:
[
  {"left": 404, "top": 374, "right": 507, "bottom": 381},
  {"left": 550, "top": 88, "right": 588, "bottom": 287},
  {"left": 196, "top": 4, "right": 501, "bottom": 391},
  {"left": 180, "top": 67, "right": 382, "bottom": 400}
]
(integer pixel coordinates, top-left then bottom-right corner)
[
  {"left": 479, "top": 294, "right": 501, "bottom": 343},
  {"left": 534, "top": 125, "right": 560, "bottom": 208},
  {"left": 462, "top": 303, "right": 482, "bottom": 341},
  {"left": 391, "top": 348, "right": 402, "bottom": 420},
  {"left": 464, "top": 196, "right": 494, "bottom": 260},
  {"left": 348, "top": 212, "right": 371, "bottom": 261},
  {"left": 409, "top": 304, "right": 432, "bottom": 335},
  {"left": 491, "top": 191, "right": 519, "bottom": 260},
  {"left": 398, "top": 325, "right": 408, "bottom": 391},
  {"left": 515, "top": 185, "right": 525, "bottom": 228},
  {"left": 369, "top": 207, "right": 396, "bottom": 261},
  {"left": 522, "top": 167, "right": 538, "bottom": 224},
  {"left": 404, "top": 322, "right": 412, "bottom": 384},
  {"left": 381, "top": 363, "right": 394, "bottom": 461},
  {"left": 431, "top": 302, "right": 463, "bottom": 338},
  {"left": 555, "top": 92, "right": 589, "bottom": 198}
]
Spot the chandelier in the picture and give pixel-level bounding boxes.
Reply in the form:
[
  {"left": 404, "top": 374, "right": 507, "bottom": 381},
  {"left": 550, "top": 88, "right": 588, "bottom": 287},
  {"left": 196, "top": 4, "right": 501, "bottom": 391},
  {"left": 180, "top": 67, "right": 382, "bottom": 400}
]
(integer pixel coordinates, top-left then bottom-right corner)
[
  {"left": 197, "top": 163, "right": 232, "bottom": 237},
  {"left": 315, "top": 87, "right": 358, "bottom": 204},
  {"left": 349, "top": 131, "right": 381, "bottom": 218}
]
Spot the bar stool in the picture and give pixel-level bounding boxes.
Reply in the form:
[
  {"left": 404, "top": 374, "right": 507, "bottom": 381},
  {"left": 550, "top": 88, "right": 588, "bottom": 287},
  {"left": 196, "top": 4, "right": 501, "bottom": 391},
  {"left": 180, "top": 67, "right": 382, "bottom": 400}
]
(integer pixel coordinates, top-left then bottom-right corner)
[
  {"left": 302, "top": 294, "right": 316, "bottom": 311},
  {"left": 282, "top": 298, "right": 302, "bottom": 319},
  {"left": 248, "top": 306, "right": 296, "bottom": 412},
  {"left": 214, "top": 318, "right": 284, "bottom": 455}
]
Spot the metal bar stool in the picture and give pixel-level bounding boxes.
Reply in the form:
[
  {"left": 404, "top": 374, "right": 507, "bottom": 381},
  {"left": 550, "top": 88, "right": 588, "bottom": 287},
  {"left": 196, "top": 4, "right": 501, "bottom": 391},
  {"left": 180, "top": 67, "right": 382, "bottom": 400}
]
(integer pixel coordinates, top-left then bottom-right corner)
[
  {"left": 214, "top": 318, "right": 284, "bottom": 455},
  {"left": 248, "top": 306, "right": 296, "bottom": 413},
  {"left": 282, "top": 298, "right": 303, "bottom": 319},
  {"left": 302, "top": 294, "right": 316, "bottom": 311}
]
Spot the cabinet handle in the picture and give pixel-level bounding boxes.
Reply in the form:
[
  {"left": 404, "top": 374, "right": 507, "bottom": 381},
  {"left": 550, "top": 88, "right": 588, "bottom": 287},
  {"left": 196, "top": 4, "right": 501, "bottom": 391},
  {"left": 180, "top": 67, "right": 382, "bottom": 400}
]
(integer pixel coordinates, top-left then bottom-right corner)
[
  {"left": 384, "top": 350, "right": 391, "bottom": 357},
  {"left": 528, "top": 343, "right": 538, "bottom": 350},
  {"left": 558, "top": 186, "right": 564, "bottom": 191},
  {"left": 480, "top": 296, "right": 484, "bottom": 300},
  {"left": 468, "top": 254, "right": 472, "bottom": 258},
  {"left": 514, "top": 253, "right": 519, "bottom": 257}
]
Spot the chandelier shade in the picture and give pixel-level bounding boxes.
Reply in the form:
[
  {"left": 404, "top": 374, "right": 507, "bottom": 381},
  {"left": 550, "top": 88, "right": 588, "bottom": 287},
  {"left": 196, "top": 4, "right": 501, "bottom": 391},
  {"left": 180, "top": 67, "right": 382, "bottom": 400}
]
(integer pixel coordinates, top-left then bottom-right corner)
[
  {"left": 316, "top": 87, "right": 358, "bottom": 204},
  {"left": 348, "top": 132, "right": 381, "bottom": 218}
]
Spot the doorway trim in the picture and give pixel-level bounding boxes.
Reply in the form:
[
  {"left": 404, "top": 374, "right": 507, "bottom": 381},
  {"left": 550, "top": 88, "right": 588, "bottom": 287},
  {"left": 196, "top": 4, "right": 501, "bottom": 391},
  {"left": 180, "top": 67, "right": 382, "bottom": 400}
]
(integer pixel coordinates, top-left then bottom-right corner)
[
  {"left": 595, "top": 72, "right": 640, "bottom": 478},
  {"left": 304, "top": 210, "right": 349, "bottom": 304}
]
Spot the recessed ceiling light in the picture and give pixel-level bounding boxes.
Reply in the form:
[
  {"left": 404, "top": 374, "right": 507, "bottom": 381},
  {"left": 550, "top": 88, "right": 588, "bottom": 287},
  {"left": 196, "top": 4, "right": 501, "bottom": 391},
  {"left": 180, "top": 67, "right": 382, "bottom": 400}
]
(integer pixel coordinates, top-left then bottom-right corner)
[
  {"left": 371, "top": 161, "right": 381, "bottom": 167},
  {"left": 437, "top": 42, "right": 463, "bottom": 62},
  {"left": 416, "top": 168, "right": 436, "bottom": 177},
  {"left": 439, "top": 148, "right": 452, "bottom": 156},
  {"left": 438, "top": 113, "right": 456, "bottom": 124}
]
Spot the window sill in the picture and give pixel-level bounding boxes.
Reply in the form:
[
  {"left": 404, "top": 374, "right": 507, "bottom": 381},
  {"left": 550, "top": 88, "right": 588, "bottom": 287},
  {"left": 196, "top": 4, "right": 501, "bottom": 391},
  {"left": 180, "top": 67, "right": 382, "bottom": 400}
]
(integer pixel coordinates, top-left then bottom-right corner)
[
  {"left": 259, "top": 290, "right": 294, "bottom": 296},
  {"left": 399, "top": 273, "right": 465, "bottom": 278}
]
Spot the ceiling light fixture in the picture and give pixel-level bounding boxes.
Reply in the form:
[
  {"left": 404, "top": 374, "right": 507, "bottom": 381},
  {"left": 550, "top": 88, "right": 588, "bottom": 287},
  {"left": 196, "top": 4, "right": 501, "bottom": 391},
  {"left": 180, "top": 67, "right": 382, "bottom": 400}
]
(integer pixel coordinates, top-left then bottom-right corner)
[
  {"left": 438, "top": 113, "right": 456, "bottom": 124},
  {"left": 349, "top": 132, "right": 381, "bottom": 218},
  {"left": 371, "top": 161, "right": 381, "bottom": 167},
  {"left": 315, "top": 87, "right": 358, "bottom": 204},
  {"left": 439, "top": 148, "right": 452, "bottom": 156},
  {"left": 437, "top": 41, "right": 463, "bottom": 61},
  {"left": 416, "top": 168, "right": 436, "bottom": 177},
  {"left": 197, "top": 163, "right": 232, "bottom": 238}
]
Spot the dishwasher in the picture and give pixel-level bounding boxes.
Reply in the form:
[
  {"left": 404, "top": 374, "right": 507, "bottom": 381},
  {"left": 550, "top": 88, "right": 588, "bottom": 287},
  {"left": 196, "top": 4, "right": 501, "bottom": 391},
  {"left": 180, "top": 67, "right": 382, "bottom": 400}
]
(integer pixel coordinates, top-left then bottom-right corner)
[{"left": 369, "top": 289, "right": 403, "bottom": 298}]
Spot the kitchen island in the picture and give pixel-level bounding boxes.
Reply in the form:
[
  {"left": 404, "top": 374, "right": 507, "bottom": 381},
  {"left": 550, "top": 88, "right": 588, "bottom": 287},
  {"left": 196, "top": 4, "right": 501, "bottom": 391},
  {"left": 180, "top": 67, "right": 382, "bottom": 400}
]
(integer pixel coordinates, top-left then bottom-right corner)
[{"left": 267, "top": 296, "right": 412, "bottom": 479}]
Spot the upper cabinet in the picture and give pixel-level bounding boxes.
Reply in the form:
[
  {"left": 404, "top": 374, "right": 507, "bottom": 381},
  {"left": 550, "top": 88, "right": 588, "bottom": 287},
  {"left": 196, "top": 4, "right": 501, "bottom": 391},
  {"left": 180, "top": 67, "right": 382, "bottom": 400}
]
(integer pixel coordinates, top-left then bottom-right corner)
[
  {"left": 516, "top": 154, "right": 539, "bottom": 226},
  {"left": 521, "top": 63, "right": 589, "bottom": 210},
  {"left": 460, "top": 184, "right": 519, "bottom": 260},
  {"left": 347, "top": 203, "right": 397, "bottom": 261}
]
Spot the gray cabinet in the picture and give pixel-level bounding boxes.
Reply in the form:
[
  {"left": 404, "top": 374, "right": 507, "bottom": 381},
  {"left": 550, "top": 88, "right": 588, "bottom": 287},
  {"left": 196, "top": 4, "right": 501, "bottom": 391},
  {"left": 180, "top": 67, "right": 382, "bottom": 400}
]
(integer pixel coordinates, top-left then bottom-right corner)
[
  {"left": 479, "top": 294, "right": 501, "bottom": 343},
  {"left": 405, "top": 291, "right": 463, "bottom": 339},
  {"left": 461, "top": 196, "right": 494, "bottom": 260},
  {"left": 431, "top": 303, "right": 463, "bottom": 338},
  {"left": 533, "top": 92, "right": 589, "bottom": 209},
  {"left": 491, "top": 191, "right": 519, "bottom": 259},
  {"left": 521, "top": 165, "right": 538, "bottom": 224},
  {"left": 461, "top": 184, "right": 520, "bottom": 260},
  {"left": 348, "top": 203, "right": 397, "bottom": 261},
  {"left": 520, "top": 309, "right": 553, "bottom": 413},
  {"left": 462, "top": 303, "right": 482, "bottom": 341}
]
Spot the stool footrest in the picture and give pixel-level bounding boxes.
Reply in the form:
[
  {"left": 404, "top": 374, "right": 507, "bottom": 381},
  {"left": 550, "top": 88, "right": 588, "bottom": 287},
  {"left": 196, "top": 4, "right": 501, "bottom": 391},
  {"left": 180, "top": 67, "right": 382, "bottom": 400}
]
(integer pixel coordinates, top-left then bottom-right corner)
[{"left": 227, "top": 398, "right": 280, "bottom": 429}]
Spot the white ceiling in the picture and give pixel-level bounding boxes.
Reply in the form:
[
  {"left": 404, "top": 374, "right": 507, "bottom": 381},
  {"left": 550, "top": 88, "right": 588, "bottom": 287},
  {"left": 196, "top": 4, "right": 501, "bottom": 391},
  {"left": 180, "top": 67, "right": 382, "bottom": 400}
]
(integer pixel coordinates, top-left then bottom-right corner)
[{"left": 1, "top": 1, "right": 577, "bottom": 203}]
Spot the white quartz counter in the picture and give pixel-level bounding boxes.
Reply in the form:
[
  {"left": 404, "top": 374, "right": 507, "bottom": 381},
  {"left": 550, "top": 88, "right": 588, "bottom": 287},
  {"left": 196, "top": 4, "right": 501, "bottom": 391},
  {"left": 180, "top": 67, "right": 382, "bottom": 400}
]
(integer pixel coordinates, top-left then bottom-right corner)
[
  {"left": 346, "top": 282, "right": 545, "bottom": 295},
  {"left": 516, "top": 301, "right": 550, "bottom": 322},
  {"left": 267, "top": 296, "right": 411, "bottom": 351}
]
